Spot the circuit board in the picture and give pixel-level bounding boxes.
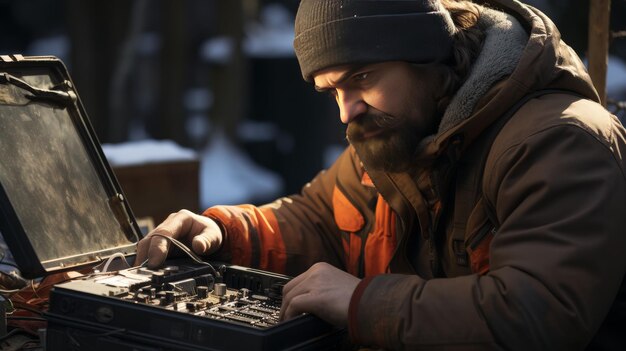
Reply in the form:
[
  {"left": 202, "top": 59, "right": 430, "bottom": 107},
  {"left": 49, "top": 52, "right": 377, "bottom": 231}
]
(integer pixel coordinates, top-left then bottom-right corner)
[{"left": 54, "top": 263, "right": 285, "bottom": 329}]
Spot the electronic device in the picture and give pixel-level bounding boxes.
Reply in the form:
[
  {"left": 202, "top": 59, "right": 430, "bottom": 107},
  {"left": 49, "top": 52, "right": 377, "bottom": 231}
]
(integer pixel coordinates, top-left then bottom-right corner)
[
  {"left": 46, "top": 261, "right": 344, "bottom": 350},
  {"left": 0, "top": 55, "right": 345, "bottom": 350}
]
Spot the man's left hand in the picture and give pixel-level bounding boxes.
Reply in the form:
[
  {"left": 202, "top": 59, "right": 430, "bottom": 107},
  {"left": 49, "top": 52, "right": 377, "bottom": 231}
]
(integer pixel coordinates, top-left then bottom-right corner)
[{"left": 280, "top": 262, "right": 360, "bottom": 328}]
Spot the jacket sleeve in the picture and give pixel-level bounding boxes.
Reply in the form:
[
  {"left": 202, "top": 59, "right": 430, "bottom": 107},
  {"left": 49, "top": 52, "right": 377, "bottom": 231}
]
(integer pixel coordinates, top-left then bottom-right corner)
[
  {"left": 348, "top": 115, "right": 626, "bottom": 349},
  {"left": 202, "top": 147, "right": 358, "bottom": 277}
]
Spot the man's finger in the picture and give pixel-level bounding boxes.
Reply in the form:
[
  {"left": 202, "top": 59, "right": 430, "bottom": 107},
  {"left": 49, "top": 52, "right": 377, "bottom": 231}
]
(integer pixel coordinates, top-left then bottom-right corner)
[
  {"left": 280, "top": 274, "right": 312, "bottom": 320},
  {"left": 281, "top": 263, "right": 331, "bottom": 319},
  {"left": 282, "top": 269, "right": 309, "bottom": 297},
  {"left": 191, "top": 233, "right": 222, "bottom": 256},
  {"left": 282, "top": 292, "right": 315, "bottom": 321},
  {"left": 191, "top": 234, "right": 210, "bottom": 255},
  {"left": 136, "top": 211, "right": 192, "bottom": 267},
  {"left": 189, "top": 218, "right": 222, "bottom": 255},
  {"left": 135, "top": 235, "right": 150, "bottom": 265},
  {"left": 146, "top": 233, "right": 170, "bottom": 269},
  {"left": 135, "top": 210, "right": 223, "bottom": 267}
]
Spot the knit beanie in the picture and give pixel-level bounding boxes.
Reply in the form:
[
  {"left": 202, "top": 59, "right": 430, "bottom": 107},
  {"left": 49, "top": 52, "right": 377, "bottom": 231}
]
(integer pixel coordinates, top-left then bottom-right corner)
[{"left": 294, "top": 0, "right": 456, "bottom": 81}]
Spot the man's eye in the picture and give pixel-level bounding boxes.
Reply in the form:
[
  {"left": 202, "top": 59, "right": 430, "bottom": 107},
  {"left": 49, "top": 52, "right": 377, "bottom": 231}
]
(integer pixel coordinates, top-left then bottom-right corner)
[{"left": 353, "top": 72, "right": 369, "bottom": 81}]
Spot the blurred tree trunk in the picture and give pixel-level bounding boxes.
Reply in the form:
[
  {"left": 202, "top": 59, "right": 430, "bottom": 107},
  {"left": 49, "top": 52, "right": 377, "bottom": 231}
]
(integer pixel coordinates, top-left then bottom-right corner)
[
  {"left": 66, "top": 0, "right": 131, "bottom": 142},
  {"left": 211, "top": 0, "right": 249, "bottom": 141},
  {"left": 156, "top": 0, "right": 187, "bottom": 145},
  {"left": 108, "top": 0, "right": 149, "bottom": 143},
  {"left": 588, "top": 0, "right": 611, "bottom": 106}
]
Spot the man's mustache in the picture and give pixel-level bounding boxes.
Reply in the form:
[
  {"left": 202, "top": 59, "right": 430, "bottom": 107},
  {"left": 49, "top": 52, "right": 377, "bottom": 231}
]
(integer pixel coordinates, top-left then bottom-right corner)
[{"left": 346, "top": 109, "right": 402, "bottom": 141}]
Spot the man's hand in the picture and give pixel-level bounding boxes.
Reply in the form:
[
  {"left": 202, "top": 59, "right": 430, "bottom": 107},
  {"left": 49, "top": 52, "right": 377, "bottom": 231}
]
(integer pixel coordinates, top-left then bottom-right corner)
[
  {"left": 280, "top": 262, "right": 360, "bottom": 328},
  {"left": 135, "top": 210, "right": 223, "bottom": 269}
]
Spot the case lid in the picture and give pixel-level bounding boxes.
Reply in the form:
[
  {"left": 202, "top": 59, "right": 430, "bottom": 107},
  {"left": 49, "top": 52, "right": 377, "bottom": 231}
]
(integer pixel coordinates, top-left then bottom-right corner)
[{"left": 0, "top": 55, "right": 140, "bottom": 278}]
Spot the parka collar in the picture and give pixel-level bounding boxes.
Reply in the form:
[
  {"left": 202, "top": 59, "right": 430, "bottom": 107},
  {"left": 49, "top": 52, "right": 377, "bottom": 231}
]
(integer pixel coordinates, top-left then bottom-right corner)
[{"left": 428, "top": 0, "right": 599, "bottom": 158}]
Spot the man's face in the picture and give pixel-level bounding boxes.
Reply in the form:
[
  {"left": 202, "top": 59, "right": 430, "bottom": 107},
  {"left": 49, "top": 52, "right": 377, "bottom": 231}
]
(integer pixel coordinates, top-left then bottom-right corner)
[{"left": 313, "top": 61, "right": 443, "bottom": 172}]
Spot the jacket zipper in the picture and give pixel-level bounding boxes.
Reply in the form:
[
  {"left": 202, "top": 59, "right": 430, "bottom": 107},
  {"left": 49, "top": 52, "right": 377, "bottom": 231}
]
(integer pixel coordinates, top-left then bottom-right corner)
[
  {"left": 468, "top": 223, "right": 497, "bottom": 250},
  {"left": 429, "top": 186, "right": 443, "bottom": 277}
]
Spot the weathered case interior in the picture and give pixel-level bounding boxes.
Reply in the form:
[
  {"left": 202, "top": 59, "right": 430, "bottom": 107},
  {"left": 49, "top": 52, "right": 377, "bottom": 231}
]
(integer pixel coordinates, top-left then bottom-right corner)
[{"left": 0, "top": 55, "right": 140, "bottom": 278}]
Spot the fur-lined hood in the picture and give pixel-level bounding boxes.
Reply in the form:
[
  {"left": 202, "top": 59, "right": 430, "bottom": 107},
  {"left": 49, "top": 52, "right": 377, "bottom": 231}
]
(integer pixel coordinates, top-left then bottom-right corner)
[
  {"left": 415, "top": 0, "right": 599, "bottom": 161},
  {"left": 362, "top": 0, "right": 601, "bottom": 242}
]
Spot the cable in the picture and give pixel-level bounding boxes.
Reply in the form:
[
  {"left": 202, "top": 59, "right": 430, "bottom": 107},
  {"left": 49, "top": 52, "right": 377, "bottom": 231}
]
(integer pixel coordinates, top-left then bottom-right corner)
[
  {"left": 4, "top": 297, "right": 14, "bottom": 313},
  {"left": 149, "top": 233, "right": 219, "bottom": 278},
  {"left": 0, "top": 250, "right": 25, "bottom": 288},
  {"left": 30, "top": 280, "right": 39, "bottom": 300},
  {"left": 0, "top": 262, "right": 20, "bottom": 269},
  {"left": 0, "top": 328, "right": 27, "bottom": 342},
  {"left": 0, "top": 271, "right": 27, "bottom": 292},
  {"left": 0, "top": 287, "right": 20, "bottom": 294},
  {"left": 102, "top": 252, "right": 131, "bottom": 273},
  {"left": 6, "top": 316, "right": 47, "bottom": 322},
  {"left": 13, "top": 304, "right": 44, "bottom": 316}
]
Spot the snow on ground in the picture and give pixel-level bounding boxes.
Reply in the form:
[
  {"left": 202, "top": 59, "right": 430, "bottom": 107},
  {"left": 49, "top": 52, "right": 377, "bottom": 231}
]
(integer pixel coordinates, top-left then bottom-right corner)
[
  {"left": 102, "top": 139, "right": 197, "bottom": 166},
  {"left": 197, "top": 130, "right": 284, "bottom": 207}
]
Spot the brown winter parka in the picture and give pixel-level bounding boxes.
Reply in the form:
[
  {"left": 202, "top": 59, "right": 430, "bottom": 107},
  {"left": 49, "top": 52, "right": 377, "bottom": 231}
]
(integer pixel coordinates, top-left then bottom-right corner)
[{"left": 203, "top": 0, "right": 626, "bottom": 349}]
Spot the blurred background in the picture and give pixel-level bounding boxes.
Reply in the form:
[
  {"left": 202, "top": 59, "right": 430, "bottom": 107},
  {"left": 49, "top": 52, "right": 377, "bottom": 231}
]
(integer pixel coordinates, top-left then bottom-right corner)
[{"left": 0, "top": 0, "right": 625, "bottom": 223}]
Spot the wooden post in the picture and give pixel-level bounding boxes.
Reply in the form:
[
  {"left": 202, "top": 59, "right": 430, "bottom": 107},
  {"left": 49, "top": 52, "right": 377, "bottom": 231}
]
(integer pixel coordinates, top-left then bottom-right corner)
[
  {"left": 158, "top": 0, "right": 187, "bottom": 145},
  {"left": 212, "top": 0, "right": 248, "bottom": 141},
  {"left": 587, "top": 0, "right": 611, "bottom": 107},
  {"left": 66, "top": 0, "right": 132, "bottom": 142}
]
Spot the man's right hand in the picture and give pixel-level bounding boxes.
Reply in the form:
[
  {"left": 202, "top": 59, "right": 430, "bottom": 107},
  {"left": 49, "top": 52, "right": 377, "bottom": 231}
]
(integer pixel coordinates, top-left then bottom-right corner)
[{"left": 135, "top": 209, "right": 223, "bottom": 269}]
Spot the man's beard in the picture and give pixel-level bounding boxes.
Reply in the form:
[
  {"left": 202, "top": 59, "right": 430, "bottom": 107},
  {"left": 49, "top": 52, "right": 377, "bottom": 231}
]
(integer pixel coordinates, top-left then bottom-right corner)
[{"left": 346, "top": 109, "right": 428, "bottom": 173}]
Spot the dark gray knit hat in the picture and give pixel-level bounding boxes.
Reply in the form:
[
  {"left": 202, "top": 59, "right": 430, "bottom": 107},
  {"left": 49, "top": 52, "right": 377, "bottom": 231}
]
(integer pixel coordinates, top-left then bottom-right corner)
[{"left": 293, "top": 0, "right": 456, "bottom": 81}]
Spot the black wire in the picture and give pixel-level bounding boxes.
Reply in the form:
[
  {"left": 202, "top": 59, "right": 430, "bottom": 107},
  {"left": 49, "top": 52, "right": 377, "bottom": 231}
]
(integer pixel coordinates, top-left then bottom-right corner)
[
  {"left": 0, "top": 328, "right": 26, "bottom": 342},
  {"left": 6, "top": 316, "right": 47, "bottom": 322},
  {"left": 0, "top": 249, "right": 23, "bottom": 288},
  {"left": 149, "top": 233, "right": 219, "bottom": 278},
  {"left": 0, "top": 270, "right": 27, "bottom": 291},
  {"left": 0, "top": 262, "right": 20, "bottom": 269},
  {"left": 13, "top": 304, "right": 44, "bottom": 316}
]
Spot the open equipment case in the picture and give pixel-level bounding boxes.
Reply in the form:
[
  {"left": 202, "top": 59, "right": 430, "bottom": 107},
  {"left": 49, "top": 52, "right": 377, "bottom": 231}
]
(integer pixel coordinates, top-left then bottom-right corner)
[{"left": 0, "top": 55, "right": 345, "bottom": 350}]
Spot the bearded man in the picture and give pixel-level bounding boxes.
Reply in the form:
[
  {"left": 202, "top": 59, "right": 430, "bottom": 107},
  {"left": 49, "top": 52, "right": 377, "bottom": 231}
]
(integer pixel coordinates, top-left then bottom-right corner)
[{"left": 137, "top": 0, "right": 626, "bottom": 349}]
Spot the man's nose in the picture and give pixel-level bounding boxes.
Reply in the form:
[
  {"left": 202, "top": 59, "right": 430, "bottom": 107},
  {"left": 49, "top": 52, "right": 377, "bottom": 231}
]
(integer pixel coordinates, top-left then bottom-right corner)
[{"left": 336, "top": 90, "right": 366, "bottom": 124}]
